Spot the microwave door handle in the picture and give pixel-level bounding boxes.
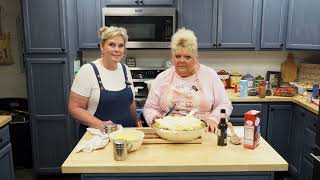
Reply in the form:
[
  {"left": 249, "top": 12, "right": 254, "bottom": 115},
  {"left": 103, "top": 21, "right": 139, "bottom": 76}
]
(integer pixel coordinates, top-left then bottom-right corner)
[{"left": 311, "top": 153, "right": 320, "bottom": 163}]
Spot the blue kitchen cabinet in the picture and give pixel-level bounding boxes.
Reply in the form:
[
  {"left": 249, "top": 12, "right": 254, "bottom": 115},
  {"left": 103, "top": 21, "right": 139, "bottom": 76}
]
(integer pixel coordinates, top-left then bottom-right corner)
[
  {"left": 267, "top": 104, "right": 293, "bottom": 161},
  {"left": 286, "top": 0, "right": 320, "bottom": 50},
  {"left": 22, "top": 0, "right": 67, "bottom": 53},
  {"left": 260, "top": 0, "right": 288, "bottom": 49},
  {"left": 77, "top": 0, "right": 102, "bottom": 49},
  {"left": 178, "top": 0, "right": 262, "bottom": 49},
  {"left": 288, "top": 105, "right": 305, "bottom": 178},
  {"left": 300, "top": 111, "right": 319, "bottom": 180},
  {"left": 25, "top": 57, "right": 74, "bottom": 173},
  {"left": 104, "top": 0, "right": 173, "bottom": 6},
  {"left": 230, "top": 103, "right": 268, "bottom": 139},
  {"left": 0, "top": 126, "right": 15, "bottom": 180},
  {"left": 177, "top": 0, "right": 217, "bottom": 48}
]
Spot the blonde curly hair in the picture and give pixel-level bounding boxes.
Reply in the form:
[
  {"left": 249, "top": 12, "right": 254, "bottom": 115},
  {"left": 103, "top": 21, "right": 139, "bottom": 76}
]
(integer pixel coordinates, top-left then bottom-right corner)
[
  {"left": 170, "top": 28, "right": 198, "bottom": 55},
  {"left": 98, "top": 26, "right": 128, "bottom": 46}
]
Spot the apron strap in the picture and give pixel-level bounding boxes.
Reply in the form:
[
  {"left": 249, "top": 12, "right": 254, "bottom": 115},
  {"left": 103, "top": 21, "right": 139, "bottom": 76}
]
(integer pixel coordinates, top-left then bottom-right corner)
[
  {"left": 89, "top": 63, "right": 105, "bottom": 91},
  {"left": 121, "top": 63, "right": 131, "bottom": 88}
]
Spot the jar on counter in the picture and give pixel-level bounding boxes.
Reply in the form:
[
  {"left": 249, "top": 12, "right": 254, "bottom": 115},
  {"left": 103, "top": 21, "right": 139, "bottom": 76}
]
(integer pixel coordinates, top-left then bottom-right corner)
[
  {"left": 230, "top": 72, "right": 242, "bottom": 88},
  {"left": 255, "top": 75, "right": 264, "bottom": 92},
  {"left": 242, "top": 73, "right": 254, "bottom": 90},
  {"left": 258, "top": 81, "right": 266, "bottom": 98},
  {"left": 217, "top": 70, "right": 230, "bottom": 88}
]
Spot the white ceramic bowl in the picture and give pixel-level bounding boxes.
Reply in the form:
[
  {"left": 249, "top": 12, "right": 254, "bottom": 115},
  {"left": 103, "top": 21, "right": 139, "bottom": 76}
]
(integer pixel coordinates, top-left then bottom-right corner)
[
  {"left": 109, "top": 129, "right": 144, "bottom": 152},
  {"left": 153, "top": 126, "right": 206, "bottom": 142}
]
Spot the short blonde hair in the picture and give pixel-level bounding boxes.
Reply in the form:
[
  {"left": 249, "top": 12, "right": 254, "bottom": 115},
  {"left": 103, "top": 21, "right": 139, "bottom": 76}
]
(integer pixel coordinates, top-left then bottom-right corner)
[
  {"left": 98, "top": 26, "right": 128, "bottom": 46},
  {"left": 170, "top": 28, "right": 198, "bottom": 55}
]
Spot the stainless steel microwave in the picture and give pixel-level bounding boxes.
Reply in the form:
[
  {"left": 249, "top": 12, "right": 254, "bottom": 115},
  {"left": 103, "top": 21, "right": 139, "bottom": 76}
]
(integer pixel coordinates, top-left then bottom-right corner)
[{"left": 102, "top": 7, "right": 176, "bottom": 48}]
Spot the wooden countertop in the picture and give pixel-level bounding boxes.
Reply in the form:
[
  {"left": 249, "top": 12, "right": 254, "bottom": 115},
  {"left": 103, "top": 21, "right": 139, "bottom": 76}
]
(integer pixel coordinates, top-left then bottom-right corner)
[
  {"left": 0, "top": 116, "right": 12, "bottom": 128},
  {"left": 227, "top": 90, "right": 319, "bottom": 114},
  {"left": 62, "top": 129, "right": 288, "bottom": 174}
]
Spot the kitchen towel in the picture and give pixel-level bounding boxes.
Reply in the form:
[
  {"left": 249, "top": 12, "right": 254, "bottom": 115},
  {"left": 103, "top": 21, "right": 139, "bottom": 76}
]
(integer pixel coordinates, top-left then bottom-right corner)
[{"left": 75, "top": 128, "right": 110, "bottom": 153}]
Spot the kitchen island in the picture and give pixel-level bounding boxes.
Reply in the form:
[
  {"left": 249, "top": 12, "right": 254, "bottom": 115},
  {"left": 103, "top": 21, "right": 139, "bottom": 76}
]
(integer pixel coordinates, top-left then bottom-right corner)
[{"left": 62, "top": 129, "right": 288, "bottom": 180}]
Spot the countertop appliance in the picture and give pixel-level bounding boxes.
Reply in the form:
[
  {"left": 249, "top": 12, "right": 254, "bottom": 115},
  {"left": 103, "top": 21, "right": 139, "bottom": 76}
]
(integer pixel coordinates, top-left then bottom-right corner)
[{"left": 102, "top": 7, "right": 176, "bottom": 48}]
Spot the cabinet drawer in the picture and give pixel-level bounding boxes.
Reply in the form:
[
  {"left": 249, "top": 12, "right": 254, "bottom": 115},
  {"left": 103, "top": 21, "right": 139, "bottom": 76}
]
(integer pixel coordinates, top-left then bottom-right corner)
[
  {"left": 0, "top": 125, "right": 10, "bottom": 148},
  {"left": 231, "top": 104, "right": 263, "bottom": 117}
]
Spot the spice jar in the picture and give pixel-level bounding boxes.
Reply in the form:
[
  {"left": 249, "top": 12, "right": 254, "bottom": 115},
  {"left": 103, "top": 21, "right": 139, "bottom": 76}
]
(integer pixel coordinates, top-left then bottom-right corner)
[
  {"left": 113, "top": 140, "right": 128, "bottom": 161},
  {"left": 258, "top": 81, "right": 266, "bottom": 98},
  {"left": 242, "top": 73, "right": 254, "bottom": 90}
]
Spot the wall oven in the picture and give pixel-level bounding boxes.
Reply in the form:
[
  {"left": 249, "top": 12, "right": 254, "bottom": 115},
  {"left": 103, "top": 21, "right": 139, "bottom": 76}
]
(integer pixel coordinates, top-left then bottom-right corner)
[{"left": 102, "top": 7, "right": 176, "bottom": 48}]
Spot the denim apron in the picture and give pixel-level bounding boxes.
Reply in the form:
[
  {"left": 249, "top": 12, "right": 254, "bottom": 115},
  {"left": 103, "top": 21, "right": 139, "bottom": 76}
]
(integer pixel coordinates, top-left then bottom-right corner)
[{"left": 78, "top": 63, "right": 134, "bottom": 138}]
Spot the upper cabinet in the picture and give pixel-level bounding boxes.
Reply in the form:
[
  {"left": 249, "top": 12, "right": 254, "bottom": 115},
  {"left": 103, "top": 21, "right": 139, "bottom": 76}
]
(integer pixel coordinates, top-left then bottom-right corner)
[
  {"left": 178, "top": 0, "right": 262, "bottom": 49},
  {"left": 77, "top": 0, "right": 102, "bottom": 49},
  {"left": 286, "top": 0, "right": 320, "bottom": 50},
  {"left": 22, "top": 0, "right": 67, "bottom": 53},
  {"left": 104, "top": 0, "right": 173, "bottom": 6},
  {"left": 260, "top": 0, "right": 288, "bottom": 49}
]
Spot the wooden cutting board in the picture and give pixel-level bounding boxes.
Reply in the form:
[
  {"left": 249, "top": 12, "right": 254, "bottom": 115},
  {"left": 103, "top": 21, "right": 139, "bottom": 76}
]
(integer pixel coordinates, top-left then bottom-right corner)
[
  {"left": 135, "top": 128, "right": 202, "bottom": 144},
  {"left": 281, "top": 53, "right": 297, "bottom": 83}
]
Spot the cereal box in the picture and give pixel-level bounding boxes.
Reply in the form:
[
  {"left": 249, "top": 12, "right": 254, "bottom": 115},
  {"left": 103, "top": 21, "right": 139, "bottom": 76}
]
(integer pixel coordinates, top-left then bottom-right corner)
[{"left": 243, "top": 110, "right": 261, "bottom": 149}]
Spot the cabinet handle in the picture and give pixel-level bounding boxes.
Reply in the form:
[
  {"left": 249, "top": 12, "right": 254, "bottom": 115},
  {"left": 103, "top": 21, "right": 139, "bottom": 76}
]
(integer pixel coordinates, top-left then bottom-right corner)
[
  {"left": 313, "top": 123, "right": 317, "bottom": 128},
  {"left": 280, "top": 44, "right": 284, "bottom": 47},
  {"left": 218, "top": 43, "right": 222, "bottom": 47},
  {"left": 301, "top": 113, "right": 305, "bottom": 117},
  {"left": 97, "top": 44, "right": 100, "bottom": 48},
  {"left": 213, "top": 44, "right": 217, "bottom": 47},
  {"left": 270, "top": 108, "right": 274, "bottom": 111},
  {"left": 61, "top": 48, "right": 65, "bottom": 52},
  {"left": 311, "top": 153, "right": 320, "bottom": 163},
  {"left": 135, "top": 0, "right": 139, "bottom": 4},
  {"left": 140, "top": 0, "right": 144, "bottom": 4},
  {"left": 0, "top": 138, "right": 2, "bottom": 143}
]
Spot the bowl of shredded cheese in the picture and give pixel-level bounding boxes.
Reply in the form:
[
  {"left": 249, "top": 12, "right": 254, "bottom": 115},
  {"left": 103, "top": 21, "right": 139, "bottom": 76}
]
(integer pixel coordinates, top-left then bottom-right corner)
[
  {"left": 153, "top": 116, "right": 206, "bottom": 142},
  {"left": 109, "top": 129, "right": 144, "bottom": 152}
]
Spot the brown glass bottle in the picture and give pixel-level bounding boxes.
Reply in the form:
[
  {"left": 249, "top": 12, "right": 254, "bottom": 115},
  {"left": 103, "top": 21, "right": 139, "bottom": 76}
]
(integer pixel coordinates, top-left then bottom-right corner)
[{"left": 217, "top": 117, "right": 228, "bottom": 146}]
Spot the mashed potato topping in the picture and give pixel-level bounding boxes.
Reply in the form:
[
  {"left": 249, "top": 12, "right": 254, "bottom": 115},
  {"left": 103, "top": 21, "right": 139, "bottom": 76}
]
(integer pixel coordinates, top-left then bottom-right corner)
[{"left": 154, "top": 116, "right": 205, "bottom": 131}]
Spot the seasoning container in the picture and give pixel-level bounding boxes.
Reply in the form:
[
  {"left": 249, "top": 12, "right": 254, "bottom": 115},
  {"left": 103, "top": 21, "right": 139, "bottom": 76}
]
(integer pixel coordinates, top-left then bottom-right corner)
[
  {"left": 113, "top": 140, "right": 128, "bottom": 161},
  {"left": 230, "top": 72, "right": 242, "bottom": 88},
  {"left": 104, "top": 123, "right": 118, "bottom": 134},
  {"left": 242, "top": 73, "right": 254, "bottom": 90},
  {"left": 217, "top": 70, "right": 230, "bottom": 88},
  {"left": 258, "top": 81, "right": 266, "bottom": 98}
]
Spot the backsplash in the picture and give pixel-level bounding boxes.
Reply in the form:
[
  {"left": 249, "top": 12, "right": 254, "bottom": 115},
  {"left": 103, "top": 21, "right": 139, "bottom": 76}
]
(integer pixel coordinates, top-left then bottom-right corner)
[{"left": 82, "top": 50, "right": 320, "bottom": 79}]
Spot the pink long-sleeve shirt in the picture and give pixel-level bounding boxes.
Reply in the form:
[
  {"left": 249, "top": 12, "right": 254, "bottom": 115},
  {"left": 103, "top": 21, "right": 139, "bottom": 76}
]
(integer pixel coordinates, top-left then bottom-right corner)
[{"left": 143, "top": 64, "right": 233, "bottom": 126}]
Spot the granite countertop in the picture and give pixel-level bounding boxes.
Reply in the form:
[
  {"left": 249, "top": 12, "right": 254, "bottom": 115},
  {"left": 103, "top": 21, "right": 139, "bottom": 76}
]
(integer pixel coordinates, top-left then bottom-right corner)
[
  {"left": 227, "top": 90, "right": 319, "bottom": 114},
  {"left": 61, "top": 128, "right": 288, "bottom": 174},
  {"left": 0, "top": 116, "right": 12, "bottom": 128}
]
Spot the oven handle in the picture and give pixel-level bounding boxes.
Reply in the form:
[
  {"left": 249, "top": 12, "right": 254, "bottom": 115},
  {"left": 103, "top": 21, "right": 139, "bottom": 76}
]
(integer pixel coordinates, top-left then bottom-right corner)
[{"left": 311, "top": 153, "right": 320, "bottom": 163}]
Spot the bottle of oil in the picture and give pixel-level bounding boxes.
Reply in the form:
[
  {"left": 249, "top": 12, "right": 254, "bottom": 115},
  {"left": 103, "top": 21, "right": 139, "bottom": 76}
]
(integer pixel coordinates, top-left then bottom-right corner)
[{"left": 217, "top": 116, "right": 228, "bottom": 146}]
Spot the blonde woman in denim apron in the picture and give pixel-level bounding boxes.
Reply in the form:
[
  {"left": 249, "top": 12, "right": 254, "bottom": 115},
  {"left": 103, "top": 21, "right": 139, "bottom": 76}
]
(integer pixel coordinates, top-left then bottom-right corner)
[
  {"left": 143, "top": 28, "right": 233, "bottom": 132},
  {"left": 69, "top": 26, "right": 140, "bottom": 139}
]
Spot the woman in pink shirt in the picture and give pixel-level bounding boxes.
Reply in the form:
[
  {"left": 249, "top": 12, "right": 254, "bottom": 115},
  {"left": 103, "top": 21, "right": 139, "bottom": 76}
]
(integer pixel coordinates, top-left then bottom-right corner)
[{"left": 143, "top": 28, "right": 233, "bottom": 132}]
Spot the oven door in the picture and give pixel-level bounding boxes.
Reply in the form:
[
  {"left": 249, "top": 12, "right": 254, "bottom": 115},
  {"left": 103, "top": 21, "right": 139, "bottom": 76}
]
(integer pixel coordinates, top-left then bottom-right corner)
[
  {"left": 102, "top": 7, "right": 176, "bottom": 48},
  {"left": 311, "top": 149, "right": 320, "bottom": 179}
]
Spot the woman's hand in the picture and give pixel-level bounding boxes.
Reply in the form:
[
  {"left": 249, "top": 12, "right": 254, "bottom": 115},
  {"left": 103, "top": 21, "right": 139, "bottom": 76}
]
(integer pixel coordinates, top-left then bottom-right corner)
[
  {"left": 204, "top": 119, "right": 218, "bottom": 133},
  {"left": 151, "top": 115, "right": 163, "bottom": 125}
]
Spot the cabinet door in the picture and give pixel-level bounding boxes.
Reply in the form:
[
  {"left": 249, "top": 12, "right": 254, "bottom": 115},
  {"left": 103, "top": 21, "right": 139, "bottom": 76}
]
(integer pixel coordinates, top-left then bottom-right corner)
[
  {"left": 0, "top": 144, "right": 15, "bottom": 180},
  {"left": 267, "top": 104, "right": 292, "bottom": 161},
  {"left": 217, "top": 0, "right": 261, "bottom": 48},
  {"left": 77, "top": 0, "right": 101, "bottom": 48},
  {"left": 178, "top": 0, "right": 218, "bottom": 48},
  {"left": 286, "top": 0, "right": 320, "bottom": 50},
  {"left": 288, "top": 105, "right": 305, "bottom": 177},
  {"left": 26, "top": 57, "right": 73, "bottom": 173},
  {"left": 300, "top": 158, "right": 314, "bottom": 180},
  {"left": 260, "top": 0, "right": 288, "bottom": 48},
  {"left": 22, "top": 0, "right": 67, "bottom": 53},
  {"left": 105, "top": 0, "right": 173, "bottom": 6}
]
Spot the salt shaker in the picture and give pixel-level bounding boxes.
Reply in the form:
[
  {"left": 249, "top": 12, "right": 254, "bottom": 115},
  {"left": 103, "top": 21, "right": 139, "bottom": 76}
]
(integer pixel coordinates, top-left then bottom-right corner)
[{"left": 113, "top": 140, "right": 128, "bottom": 161}]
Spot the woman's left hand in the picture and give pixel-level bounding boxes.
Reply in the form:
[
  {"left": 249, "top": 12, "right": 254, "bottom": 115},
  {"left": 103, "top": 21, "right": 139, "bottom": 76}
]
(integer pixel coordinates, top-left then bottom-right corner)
[{"left": 205, "top": 119, "right": 218, "bottom": 133}]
